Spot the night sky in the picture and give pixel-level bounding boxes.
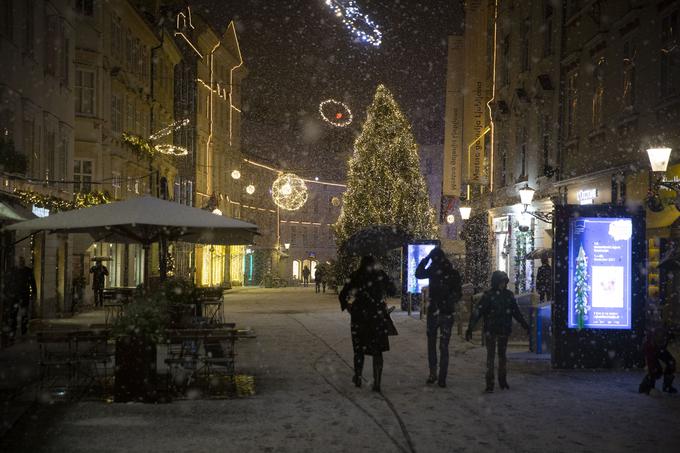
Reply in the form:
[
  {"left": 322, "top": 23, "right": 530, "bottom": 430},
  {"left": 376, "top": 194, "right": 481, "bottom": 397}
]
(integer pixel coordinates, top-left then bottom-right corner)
[{"left": 192, "top": 0, "right": 464, "bottom": 181}]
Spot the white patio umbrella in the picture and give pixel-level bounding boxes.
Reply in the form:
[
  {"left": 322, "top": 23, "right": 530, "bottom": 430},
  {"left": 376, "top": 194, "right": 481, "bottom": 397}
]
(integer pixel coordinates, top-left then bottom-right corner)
[{"left": 4, "top": 196, "right": 258, "bottom": 285}]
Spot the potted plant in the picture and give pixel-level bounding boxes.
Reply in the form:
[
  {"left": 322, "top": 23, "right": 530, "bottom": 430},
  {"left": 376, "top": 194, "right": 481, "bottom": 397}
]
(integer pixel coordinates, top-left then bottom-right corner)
[
  {"left": 111, "top": 279, "right": 198, "bottom": 402},
  {"left": 112, "top": 290, "right": 168, "bottom": 402}
]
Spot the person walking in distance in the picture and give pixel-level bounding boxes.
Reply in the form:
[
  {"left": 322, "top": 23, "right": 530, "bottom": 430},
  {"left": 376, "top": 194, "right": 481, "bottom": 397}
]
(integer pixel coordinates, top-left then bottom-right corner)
[
  {"left": 415, "top": 247, "right": 462, "bottom": 388},
  {"left": 90, "top": 260, "right": 109, "bottom": 308},
  {"left": 8, "top": 257, "right": 36, "bottom": 340},
  {"left": 466, "top": 271, "right": 530, "bottom": 393},
  {"left": 535, "top": 257, "right": 552, "bottom": 302},
  {"left": 314, "top": 267, "right": 323, "bottom": 293},
  {"left": 339, "top": 256, "right": 396, "bottom": 392},
  {"left": 302, "top": 265, "right": 311, "bottom": 287}
]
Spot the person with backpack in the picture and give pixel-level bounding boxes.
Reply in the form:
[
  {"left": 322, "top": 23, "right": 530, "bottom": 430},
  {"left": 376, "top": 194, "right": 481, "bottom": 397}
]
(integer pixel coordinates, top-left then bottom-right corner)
[
  {"left": 466, "top": 270, "right": 530, "bottom": 393},
  {"left": 416, "top": 247, "right": 462, "bottom": 388}
]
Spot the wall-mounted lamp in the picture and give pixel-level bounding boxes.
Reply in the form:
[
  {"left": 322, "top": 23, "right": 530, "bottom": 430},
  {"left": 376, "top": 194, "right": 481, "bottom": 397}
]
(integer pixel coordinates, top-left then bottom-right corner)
[
  {"left": 284, "top": 242, "right": 290, "bottom": 250},
  {"left": 458, "top": 205, "right": 472, "bottom": 220},
  {"left": 646, "top": 147, "right": 680, "bottom": 212},
  {"left": 518, "top": 184, "right": 553, "bottom": 223}
]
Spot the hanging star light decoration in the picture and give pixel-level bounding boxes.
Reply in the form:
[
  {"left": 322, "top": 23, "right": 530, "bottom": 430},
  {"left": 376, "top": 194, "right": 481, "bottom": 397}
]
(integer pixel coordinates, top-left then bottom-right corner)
[
  {"left": 319, "top": 99, "right": 353, "bottom": 127},
  {"left": 272, "top": 173, "right": 308, "bottom": 211},
  {"left": 149, "top": 118, "right": 190, "bottom": 141},
  {"left": 324, "top": 0, "right": 382, "bottom": 47}
]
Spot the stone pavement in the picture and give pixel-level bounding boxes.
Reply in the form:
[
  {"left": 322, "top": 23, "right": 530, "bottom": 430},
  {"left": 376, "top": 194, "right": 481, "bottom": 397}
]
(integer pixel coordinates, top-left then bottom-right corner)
[{"left": 1, "top": 286, "right": 679, "bottom": 453}]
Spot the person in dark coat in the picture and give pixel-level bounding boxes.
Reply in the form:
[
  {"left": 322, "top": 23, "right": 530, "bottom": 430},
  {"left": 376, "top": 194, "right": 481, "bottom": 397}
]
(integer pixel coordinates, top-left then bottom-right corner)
[
  {"left": 535, "top": 257, "right": 552, "bottom": 302},
  {"left": 339, "top": 256, "right": 396, "bottom": 392},
  {"left": 639, "top": 324, "right": 676, "bottom": 394},
  {"left": 302, "top": 266, "right": 311, "bottom": 287},
  {"left": 315, "top": 267, "right": 323, "bottom": 293},
  {"left": 415, "top": 247, "right": 462, "bottom": 387},
  {"left": 90, "top": 261, "right": 109, "bottom": 308},
  {"left": 466, "top": 270, "right": 529, "bottom": 392},
  {"left": 8, "top": 257, "right": 36, "bottom": 339}
]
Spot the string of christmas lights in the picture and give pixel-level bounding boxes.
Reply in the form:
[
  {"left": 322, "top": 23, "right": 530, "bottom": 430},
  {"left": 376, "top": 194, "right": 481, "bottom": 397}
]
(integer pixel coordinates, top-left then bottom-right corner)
[
  {"left": 319, "top": 99, "right": 353, "bottom": 127},
  {"left": 149, "top": 118, "right": 190, "bottom": 141},
  {"left": 324, "top": 0, "right": 382, "bottom": 47}
]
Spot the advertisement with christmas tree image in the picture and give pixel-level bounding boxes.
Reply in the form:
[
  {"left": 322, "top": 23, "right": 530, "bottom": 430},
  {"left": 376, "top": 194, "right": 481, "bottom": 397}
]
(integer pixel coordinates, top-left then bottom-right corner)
[
  {"left": 574, "top": 245, "right": 590, "bottom": 329},
  {"left": 568, "top": 218, "right": 632, "bottom": 330}
]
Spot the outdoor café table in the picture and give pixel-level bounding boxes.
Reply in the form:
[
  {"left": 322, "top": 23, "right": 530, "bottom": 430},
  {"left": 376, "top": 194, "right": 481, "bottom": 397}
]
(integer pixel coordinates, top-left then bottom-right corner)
[{"left": 103, "top": 287, "right": 137, "bottom": 325}]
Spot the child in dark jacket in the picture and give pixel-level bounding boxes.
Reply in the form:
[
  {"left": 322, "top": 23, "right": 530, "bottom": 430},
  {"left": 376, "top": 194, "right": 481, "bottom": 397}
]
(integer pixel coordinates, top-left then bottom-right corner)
[
  {"left": 466, "top": 271, "right": 529, "bottom": 393},
  {"left": 639, "top": 325, "right": 677, "bottom": 395}
]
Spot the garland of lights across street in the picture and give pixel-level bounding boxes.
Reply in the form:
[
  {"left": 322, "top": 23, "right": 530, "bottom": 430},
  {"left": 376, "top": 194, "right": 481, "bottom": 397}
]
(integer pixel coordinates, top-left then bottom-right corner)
[
  {"left": 319, "top": 99, "right": 353, "bottom": 127},
  {"left": 323, "top": 0, "right": 382, "bottom": 47},
  {"left": 271, "top": 173, "right": 308, "bottom": 211}
]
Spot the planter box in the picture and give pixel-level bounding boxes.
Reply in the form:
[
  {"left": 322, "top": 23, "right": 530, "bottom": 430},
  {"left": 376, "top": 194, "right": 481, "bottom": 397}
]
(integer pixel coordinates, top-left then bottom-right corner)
[{"left": 114, "top": 336, "right": 158, "bottom": 402}]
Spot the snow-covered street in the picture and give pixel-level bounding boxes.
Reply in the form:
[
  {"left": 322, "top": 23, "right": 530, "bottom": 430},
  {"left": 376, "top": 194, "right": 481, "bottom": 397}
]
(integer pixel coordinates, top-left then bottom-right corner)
[{"left": 2, "top": 286, "right": 679, "bottom": 453}]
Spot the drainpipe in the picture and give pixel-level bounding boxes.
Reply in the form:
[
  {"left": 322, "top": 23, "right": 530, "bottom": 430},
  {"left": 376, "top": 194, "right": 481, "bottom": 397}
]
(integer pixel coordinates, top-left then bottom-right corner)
[{"left": 151, "top": 32, "right": 168, "bottom": 281}]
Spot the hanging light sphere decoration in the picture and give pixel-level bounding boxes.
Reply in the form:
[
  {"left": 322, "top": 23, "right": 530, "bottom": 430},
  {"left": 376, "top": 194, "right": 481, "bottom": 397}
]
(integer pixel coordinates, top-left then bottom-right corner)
[
  {"left": 231, "top": 170, "right": 241, "bottom": 180},
  {"left": 245, "top": 184, "right": 255, "bottom": 195},
  {"left": 154, "top": 144, "right": 189, "bottom": 156},
  {"left": 319, "top": 99, "right": 353, "bottom": 127},
  {"left": 331, "top": 196, "right": 341, "bottom": 207},
  {"left": 272, "top": 173, "right": 308, "bottom": 211}
]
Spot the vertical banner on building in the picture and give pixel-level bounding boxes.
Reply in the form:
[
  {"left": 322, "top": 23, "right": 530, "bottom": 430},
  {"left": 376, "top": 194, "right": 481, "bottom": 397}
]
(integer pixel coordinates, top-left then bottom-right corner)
[{"left": 442, "top": 36, "right": 464, "bottom": 197}]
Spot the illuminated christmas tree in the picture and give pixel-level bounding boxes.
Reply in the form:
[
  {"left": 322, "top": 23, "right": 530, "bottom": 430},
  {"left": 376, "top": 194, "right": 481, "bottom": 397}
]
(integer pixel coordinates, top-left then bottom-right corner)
[
  {"left": 574, "top": 245, "right": 589, "bottom": 329},
  {"left": 335, "top": 84, "right": 438, "bottom": 245}
]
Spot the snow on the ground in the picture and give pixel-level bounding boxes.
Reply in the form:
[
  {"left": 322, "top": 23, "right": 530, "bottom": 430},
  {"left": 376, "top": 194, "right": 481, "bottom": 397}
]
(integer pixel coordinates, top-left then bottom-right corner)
[{"left": 2, "top": 287, "right": 679, "bottom": 453}]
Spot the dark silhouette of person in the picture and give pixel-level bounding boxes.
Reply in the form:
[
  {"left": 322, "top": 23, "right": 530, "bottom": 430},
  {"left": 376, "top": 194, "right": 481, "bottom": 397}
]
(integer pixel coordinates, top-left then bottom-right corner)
[
  {"left": 639, "top": 324, "right": 676, "bottom": 394},
  {"left": 315, "top": 267, "right": 324, "bottom": 293},
  {"left": 466, "top": 270, "right": 529, "bottom": 393},
  {"left": 535, "top": 257, "right": 552, "bottom": 302},
  {"left": 302, "top": 265, "right": 311, "bottom": 287},
  {"left": 90, "top": 261, "right": 109, "bottom": 308},
  {"left": 8, "top": 257, "right": 36, "bottom": 340},
  {"left": 339, "top": 256, "right": 396, "bottom": 392},
  {"left": 415, "top": 247, "right": 462, "bottom": 387}
]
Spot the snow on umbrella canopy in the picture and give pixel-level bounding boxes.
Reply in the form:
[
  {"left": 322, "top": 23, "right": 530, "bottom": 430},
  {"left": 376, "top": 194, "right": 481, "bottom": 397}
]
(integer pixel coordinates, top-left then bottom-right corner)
[{"left": 342, "top": 225, "right": 413, "bottom": 257}]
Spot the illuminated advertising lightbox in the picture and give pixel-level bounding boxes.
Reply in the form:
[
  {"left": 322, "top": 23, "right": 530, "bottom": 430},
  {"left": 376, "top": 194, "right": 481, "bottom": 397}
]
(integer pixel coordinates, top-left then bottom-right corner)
[
  {"left": 568, "top": 217, "right": 632, "bottom": 329},
  {"left": 406, "top": 243, "right": 437, "bottom": 294}
]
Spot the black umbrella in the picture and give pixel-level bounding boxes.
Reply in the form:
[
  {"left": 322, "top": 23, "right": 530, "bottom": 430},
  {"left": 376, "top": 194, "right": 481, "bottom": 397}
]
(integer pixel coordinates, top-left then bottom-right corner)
[
  {"left": 524, "top": 248, "right": 552, "bottom": 260},
  {"left": 342, "top": 224, "right": 413, "bottom": 257}
]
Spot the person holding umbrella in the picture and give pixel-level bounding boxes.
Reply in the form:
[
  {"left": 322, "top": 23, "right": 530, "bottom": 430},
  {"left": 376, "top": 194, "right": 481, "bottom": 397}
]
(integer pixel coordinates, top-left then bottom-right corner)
[
  {"left": 339, "top": 255, "right": 396, "bottom": 392},
  {"left": 90, "top": 258, "right": 109, "bottom": 308}
]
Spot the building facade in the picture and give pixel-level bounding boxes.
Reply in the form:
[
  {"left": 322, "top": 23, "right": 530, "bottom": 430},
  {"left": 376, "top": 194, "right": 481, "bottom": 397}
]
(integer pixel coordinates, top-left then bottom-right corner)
[{"left": 0, "top": 0, "right": 76, "bottom": 319}]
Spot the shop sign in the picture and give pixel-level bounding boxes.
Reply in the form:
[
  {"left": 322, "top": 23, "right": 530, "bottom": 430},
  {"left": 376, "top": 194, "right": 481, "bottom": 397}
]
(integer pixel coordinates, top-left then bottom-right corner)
[
  {"left": 493, "top": 217, "right": 508, "bottom": 233},
  {"left": 576, "top": 188, "right": 598, "bottom": 205}
]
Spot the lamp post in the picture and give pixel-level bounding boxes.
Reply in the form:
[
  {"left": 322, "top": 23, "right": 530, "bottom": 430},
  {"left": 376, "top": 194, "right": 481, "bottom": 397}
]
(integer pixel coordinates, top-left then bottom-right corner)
[{"left": 518, "top": 184, "right": 553, "bottom": 223}]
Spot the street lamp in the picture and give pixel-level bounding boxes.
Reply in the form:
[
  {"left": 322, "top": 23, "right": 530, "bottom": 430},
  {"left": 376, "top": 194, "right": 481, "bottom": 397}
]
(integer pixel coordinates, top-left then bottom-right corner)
[
  {"left": 647, "top": 147, "right": 672, "bottom": 172},
  {"left": 518, "top": 184, "right": 553, "bottom": 223},
  {"left": 284, "top": 242, "right": 290, "bottom": 250},
  {"left": 459, "top": 205, "right": 472, "bottom": 220}
]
